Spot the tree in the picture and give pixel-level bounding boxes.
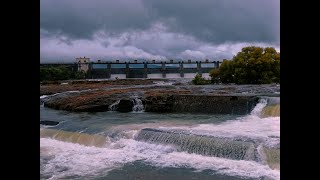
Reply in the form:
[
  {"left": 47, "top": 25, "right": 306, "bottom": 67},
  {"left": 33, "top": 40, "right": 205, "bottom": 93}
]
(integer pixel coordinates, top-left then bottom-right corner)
[
  {"left": 209, "top": 68, "right": 220, "bottom": 83},
  {"left": 74, "top": 70, "right": 86, "bottom": 79},
  {"left": 209, "top": 46, "right": 280, "bottom": 84},
  {"left": 215, "top": 60, "right": 234, "bottom": 83},
  {"left": 192, "top": 73, "right": 211, "bottom": 85},
  {"left": 40, "top": 66, "right": 86, "bottom": 81}
]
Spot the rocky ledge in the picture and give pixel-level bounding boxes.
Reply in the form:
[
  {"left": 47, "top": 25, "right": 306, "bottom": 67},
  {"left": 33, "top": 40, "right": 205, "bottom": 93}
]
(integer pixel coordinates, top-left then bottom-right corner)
[
  {"left": 144, "top": 94, "right": 259, "bottom": 114},
  {"left": 41, "top": 79, "right": 279, "bottom": 114}
]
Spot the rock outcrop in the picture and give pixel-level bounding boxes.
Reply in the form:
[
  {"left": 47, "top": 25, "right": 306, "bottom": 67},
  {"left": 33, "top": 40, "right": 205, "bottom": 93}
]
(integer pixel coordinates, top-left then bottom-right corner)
[
  {"left": 144, "top": 94, "right": 174, "bottom": 112},
  {"left": 40, "top": 120, "right": 59, "bottom": 126},
  {"left": 41, "top": 80, "right": 278, "bottom": 114},
  {"left": 172, "top": 95, "right": 259, "bottom": 114},
  {"left": 144, "top": 94, "right": 259, "bottom": 114},
  {"left": 117, "top": 99, "right": 134, "bottom": 112},
  {"left": 43, "top": 89, "right": 134, "bottom": 112}
]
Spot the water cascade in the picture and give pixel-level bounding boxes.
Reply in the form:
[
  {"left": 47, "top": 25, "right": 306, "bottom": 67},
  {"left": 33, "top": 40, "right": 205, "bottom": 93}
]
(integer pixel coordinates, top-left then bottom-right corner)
[
  {"left": 135, "top": 128, "right": 257, "bottom": 161},
  {"left": 259, "top": 97, "right": 280, "bottom": 118},
  {"left": 132, "top": 98, "right": 144, "bottom": 112},
  {"left": 108, "top": 100, "right": 120, "bottom": 111},
  {"left": 40, "top": 128, "right": 108, "bottom": 147}
]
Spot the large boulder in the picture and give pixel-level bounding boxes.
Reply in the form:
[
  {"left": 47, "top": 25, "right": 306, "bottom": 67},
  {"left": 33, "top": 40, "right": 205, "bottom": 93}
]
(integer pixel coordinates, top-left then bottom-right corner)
[
  {"left": 117, "top": 99, "right": 134, "bottom": 112},
  {"left": 40, "top": 120, "right": 59, "bottom": 126}
]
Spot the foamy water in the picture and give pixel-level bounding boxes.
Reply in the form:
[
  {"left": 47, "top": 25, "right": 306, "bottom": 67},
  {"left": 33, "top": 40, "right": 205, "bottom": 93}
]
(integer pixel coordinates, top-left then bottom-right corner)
[
  {"left": 40, "top": 97, "right": 280, "bottom": 179},
  {"left": 160, "top": 99, "right": 280, "bottom": 147},
  {"left": 40, "top": 138, "right": 175, "bottom": 179},
  {"left": 41, "top": 137, "right": 279, "bottom": 180},
  {"left": 40, "top": 95, "right": 49, "bottom": 99}
]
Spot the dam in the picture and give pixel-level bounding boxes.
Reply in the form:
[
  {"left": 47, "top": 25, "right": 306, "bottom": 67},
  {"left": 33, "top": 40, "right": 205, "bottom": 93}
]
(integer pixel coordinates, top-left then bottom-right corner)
[{"left": 40, "top": 57, "right": 222, "bottom": 79}]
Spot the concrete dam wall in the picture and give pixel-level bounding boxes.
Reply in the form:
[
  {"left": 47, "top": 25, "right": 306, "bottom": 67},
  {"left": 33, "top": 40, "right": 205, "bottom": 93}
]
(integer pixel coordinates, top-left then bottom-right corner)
[{"left": 40, "top": 60, "right": 220, "bottom": 79}]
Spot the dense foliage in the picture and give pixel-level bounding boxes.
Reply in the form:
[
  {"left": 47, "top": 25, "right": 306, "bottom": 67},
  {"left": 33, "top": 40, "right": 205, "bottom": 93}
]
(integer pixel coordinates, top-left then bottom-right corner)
[
  {"left": 192, "top": 73, "right": 211, "bottom": 85},
  {"left": 209, "top": 46, "right": 280, "bottom": 84},
  {"left": 40, "top": 66, "right": 86, "bottom": 81}
]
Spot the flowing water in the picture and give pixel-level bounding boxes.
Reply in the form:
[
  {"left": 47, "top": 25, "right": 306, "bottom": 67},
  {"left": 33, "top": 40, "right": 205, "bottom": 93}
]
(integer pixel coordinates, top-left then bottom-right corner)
[
  {"left": 40, "top": 97, "right": 280, "bottom": 180},
  {"left": 132, "top": 98, "right": 144, "bottom": 112},
  {"left": 108, "top": 100, "right": 120, "bottom": 111}
]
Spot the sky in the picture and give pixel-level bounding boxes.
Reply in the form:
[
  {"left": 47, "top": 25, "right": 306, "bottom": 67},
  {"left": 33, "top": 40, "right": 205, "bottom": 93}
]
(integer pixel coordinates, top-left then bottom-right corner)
[{"left": 40, "top": 0, "right": 280, "bottom": 62}]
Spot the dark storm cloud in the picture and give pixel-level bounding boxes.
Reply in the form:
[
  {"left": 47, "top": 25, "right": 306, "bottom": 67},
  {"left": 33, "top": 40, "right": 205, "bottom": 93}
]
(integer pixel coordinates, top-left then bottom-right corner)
[
  {"left": 41, "top": 0, "right": 279, "bottom": 43},
  {"left": 40, "top": 0, "right": 151, "bottom": 39},
  {"left": 142, "top": 0, "right": 280, "bottom": 44},
  {"left": 40, "top": 0, "right": 279, "bottom": 62}
]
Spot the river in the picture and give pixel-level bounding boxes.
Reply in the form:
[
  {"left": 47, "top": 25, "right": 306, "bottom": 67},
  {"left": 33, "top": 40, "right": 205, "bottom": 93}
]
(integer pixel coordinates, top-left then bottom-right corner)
[{"left": 40, "top": 94, "right": 279, "bottom": 180}]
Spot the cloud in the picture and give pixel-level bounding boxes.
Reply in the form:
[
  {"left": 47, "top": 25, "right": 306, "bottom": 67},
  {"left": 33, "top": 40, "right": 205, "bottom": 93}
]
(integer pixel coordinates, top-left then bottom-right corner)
[
  {"left": 142, "top": 0, "right": 280, "bottom": 44},
  {"left": 40, "top": 0, "right": 151, "bottom": 39},
  {"left": 179, "top": 42, "right": 280, "bottom": 61},
  {"left": 40, "top": 32, "right": 167, "bottom": 62},
  {"left": 41, "top": 23, "right": 279, "bottom": 62},
  {"left": 180, "top": 50, "right": 206, "bottom": 60},
  {"left": 40, "top": 0, "right": 279, "bottom": 62}
]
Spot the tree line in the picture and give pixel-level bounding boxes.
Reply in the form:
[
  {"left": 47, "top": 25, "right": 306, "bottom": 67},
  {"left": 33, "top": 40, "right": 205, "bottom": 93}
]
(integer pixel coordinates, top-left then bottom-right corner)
[{"left": 40, "top": 66, "right": 86, "bottom": 82}]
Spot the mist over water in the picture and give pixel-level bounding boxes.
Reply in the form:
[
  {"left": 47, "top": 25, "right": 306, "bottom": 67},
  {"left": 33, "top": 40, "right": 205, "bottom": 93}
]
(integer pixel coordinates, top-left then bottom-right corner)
[{"left": 40, "top": 97, "right": 280, "bottom": 180}]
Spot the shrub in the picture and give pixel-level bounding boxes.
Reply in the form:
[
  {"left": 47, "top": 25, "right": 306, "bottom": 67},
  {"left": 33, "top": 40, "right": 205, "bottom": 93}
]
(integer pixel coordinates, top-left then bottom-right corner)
[{"left": 192, "top": 73, "right": 211, "bottom": 85}]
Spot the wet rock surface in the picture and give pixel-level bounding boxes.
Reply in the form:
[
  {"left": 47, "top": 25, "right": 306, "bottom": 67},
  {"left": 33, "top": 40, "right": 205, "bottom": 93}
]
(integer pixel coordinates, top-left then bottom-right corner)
[
  {"left": 176, "top": 95, "right": 258, "bottom": 114},
  {"left": 118, "top": 99, "right": 134, "bottom": 112},
  {"left": 41, "top": 79, "right": 280, "bottom": 113},
  {"left": 40, "top": 79, "right": 156, "bottom": 96},
  {"left": 40, "top": 120, "right": 59, "bottom": 126}
]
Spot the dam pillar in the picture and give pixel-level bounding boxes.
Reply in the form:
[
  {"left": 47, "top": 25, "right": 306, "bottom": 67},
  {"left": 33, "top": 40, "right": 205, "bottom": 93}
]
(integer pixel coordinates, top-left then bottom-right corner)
[
  {"left": 161, "top": 61, "right": 166, "bottom": 78},
  {"left": 197, "top": 61, "right": 202, "bottom": 75},
  {"left": 125, "top": 62, "right": 130, "bottom": 78},
  {"left": 87, "top": 63, "right": 92, "bottom": 79},
  {"left": 179, "top": 61, "right": 184, "bottom": 78},
  {"left": 216, "top": 61, "right": 220, "bottom": 68},
  {"left": 143, "top": 62, "right": 148, "bottom": 78},
  {"left": 106, "top": 63, "right": 111, "bottom": 79}
]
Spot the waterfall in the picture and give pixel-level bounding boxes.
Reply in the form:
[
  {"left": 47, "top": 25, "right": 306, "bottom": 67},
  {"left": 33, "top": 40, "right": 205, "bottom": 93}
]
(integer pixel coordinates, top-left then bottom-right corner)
[
  {"left": 257, "top": 145, "right": 280, "bottom": 170},
  {"left": 109, "top": 100, "right": 120, "bottom": 111},
  {"left": 135, "top": 128, "right": 257, "bottom": 161},
  {"left": 261, "top": 104, "right": 280, "bottom": 118},
  {"left": 40, "top": 95, "right": 48, "bottom": 105},
  {"left": 40, "top": 129, "right": 108, "bottom": 147},
  {"left": 251, "top": 97, "right": 280, "bottom": 118},
  {"left": 250, "top": 99, "right": 268, "bottom": 116},
  {"left": 132, "top": 98, "right": 144, "bottom": 112}
]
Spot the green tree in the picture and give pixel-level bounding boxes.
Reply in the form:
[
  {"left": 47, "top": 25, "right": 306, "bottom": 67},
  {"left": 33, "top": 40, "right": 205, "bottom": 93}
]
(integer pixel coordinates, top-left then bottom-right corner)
[
  {"left": 74, "top": 70, "right": 86, "bottom": 79},
  {"left": 218, "top": 60, "right": 235, "bottom": 83},
  {"left": 40, "top": 66, "right": 86, "bottom": 82},
  {"left": 192, "top": 73, "right": 211, "bottom": 85},
  {"left": 209, "top": 46, "right": 280, "bottom": 84},
  {"left": 209, "top": 68, "right": 220, "bottom": 83}
]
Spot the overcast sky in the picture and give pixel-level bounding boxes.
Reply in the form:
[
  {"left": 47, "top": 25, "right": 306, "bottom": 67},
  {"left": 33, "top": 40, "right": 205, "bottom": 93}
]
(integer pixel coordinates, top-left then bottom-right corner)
[{"left": 40, "top": 0, "right": 280, "bottom": 62}]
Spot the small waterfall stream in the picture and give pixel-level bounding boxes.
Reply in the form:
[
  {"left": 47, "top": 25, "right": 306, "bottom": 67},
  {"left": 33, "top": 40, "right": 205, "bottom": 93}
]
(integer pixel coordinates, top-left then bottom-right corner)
[
  {"left": 108, "top": 100, "right": 120, "bottom": 111},
  {"left": 132, "top": 98, "right": 144, "bottom": 112}
]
